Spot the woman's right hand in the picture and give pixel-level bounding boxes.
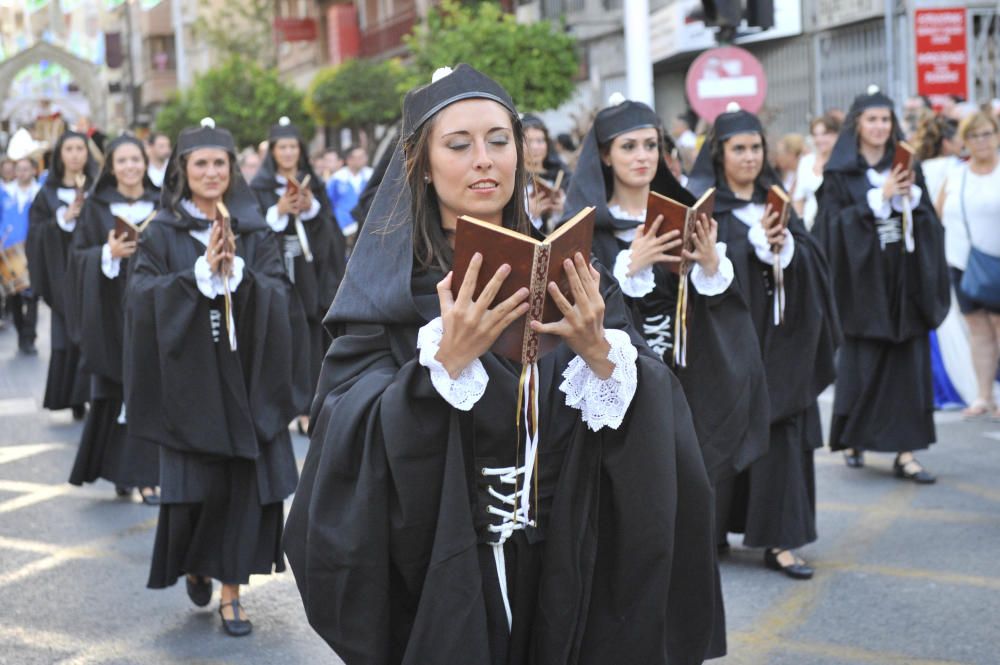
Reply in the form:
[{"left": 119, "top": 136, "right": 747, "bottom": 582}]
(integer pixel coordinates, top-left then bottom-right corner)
[
  {"left": 435, "top": 253, "right": 531, "bottom": 378},
  {"left": 881, "top": 164, "right": 913, "bottom": 201},
  {"left": 205, "top": 220, "right": 235, "bottom": 277},
  {"left": 628, "top": 215, "right": 681, "bottom": 275},
  {"left": 107, "top": 229, "right": 137, "bottom": 259},
  {"left": 277, "top": 188, "right": 301, "bottom": 217},
  {"left": 65, "top": 200, "right": 83, "bottom": 222}
]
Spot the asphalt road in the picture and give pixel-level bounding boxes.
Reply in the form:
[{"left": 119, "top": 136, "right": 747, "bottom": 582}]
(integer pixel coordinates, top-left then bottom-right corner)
[{"left": 1, "top": 305, "right": 998, "bottom": 664}]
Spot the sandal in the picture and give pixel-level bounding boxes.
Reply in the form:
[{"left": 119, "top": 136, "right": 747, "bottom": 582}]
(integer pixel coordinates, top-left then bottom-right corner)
[
  {"left": 962, "top": 399, "right": 995, "bottom": 418},
  {"left": 139, "top": 487, "right": 160, "bottom": 506},
  {"left": 219, "top": 599, "right": 253, "bottom": 637}
]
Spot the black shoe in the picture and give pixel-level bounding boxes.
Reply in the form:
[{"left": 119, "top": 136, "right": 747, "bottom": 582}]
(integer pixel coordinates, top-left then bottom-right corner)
[
  {"left": 717, "top": 542, "right": 731, "bottom": 556},
  {"left": 764, "top": 549, "right": 814, "bottom": 580},
  {"left": 115, "top": 486, "right": 132, "bottom": 497},
  {"left": 139, "top": 487, "right": 160, "bottom": 506},
  {"left": 186, "top": 575, "right": 213, "bottom": 607},
  {"left": 71, "top": 405, "right": 86, "bottom": 421},
  {"left": 219, "top": 599, "right": 252, "bottom": 637},
  {"left": 18, "top": 341, "right": 37, "bottom": 355},
  {"left": 894, "top": 457, "right": 936, "bottom": 484},
  {"left": 843, "top": 449, "right": 864, "bottom": 468}
]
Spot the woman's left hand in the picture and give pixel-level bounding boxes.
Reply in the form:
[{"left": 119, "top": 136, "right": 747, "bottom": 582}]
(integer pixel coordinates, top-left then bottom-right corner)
[
  {"left": 298, "top": 187, "right": 314, "bottom": 212},
  {"left": 530, "top": 252, "right": 614, "bottom": 379},
  {"left": 682, "top": 213, "right": 720, "bottom": 276}
]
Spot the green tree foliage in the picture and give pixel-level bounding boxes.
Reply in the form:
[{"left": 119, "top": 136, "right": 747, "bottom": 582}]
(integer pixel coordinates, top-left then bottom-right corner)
[
  {"left": 403, "top": 0, "right": 579, "bottom": 113},
  {"left": 154, "top": 57, "right": 312, "bottom": 150},
  {"left": 306, "top": 58, "right": 407, "bottom": 142},
  {"left": 193, "top": 0, "right": 277, "bottom": 67}
]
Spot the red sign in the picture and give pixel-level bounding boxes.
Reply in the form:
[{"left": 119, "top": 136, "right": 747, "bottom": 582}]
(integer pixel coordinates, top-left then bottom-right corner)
[
  {"left": 685, "top": 46, "right": 767, "bottom": 123},
  {"left": 274, "top": 17, "right": 318, "bottom": 43},
  {"left": 915, "top": 9, "right": 967, "bottom": 98}
]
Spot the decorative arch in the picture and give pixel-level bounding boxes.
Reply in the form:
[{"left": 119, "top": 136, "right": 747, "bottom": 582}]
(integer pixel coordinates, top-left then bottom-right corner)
[{"left": 0, "top": 41, "right": 105, "bottom": 129}]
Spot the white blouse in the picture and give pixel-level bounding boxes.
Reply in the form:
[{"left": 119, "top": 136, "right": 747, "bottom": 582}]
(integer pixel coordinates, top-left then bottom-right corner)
[{"left": 940, "top": 161, "right": 1000, "bottom": 270}]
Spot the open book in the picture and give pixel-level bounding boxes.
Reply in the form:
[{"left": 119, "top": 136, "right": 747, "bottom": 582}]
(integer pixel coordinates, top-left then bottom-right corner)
[
  {"left": 532, "top": 171, "right": 564, "bottom": 199},
  {"left": 452, "top": 206, "right": 595, "bottom": 364},
  {"left": 113, "top": 210, "right": 157, "bottom": 244},
  {"left": 644, "top": 188, "right": 715, "bottom": 275}
]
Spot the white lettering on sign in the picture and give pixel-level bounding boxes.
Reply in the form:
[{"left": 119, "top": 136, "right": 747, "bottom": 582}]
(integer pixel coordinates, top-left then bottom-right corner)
[{"left": 697, "top": 76, "right": 759, "bottom": 99}]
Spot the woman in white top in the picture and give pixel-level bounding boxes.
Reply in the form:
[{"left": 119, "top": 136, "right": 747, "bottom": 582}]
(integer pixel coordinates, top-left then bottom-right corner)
[
  {"left": 917, "top": 115, "right": 962, "bottom": 207},
  {"left": 793, "top": 114, "right": 841, "bottom": 229},
  {"left": 938, "top": 111, "right": 1000, "bottom": 417}
]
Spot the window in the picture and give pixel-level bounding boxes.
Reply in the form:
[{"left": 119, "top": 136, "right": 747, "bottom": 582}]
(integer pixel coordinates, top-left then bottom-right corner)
[{"left": 148, "top": 35, "right": 176, "bottom": 72}]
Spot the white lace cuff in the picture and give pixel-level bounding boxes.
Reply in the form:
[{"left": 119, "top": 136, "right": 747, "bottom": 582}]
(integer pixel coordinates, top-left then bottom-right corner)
[
  {"left": 299, "top": 196, "right": 322, "bottom": 221},
  {"left": 690, "top": 242, "right": 734, "bottom": 296},
  {"left": 559, "top": 328, "right": 638, "bottom": 432},
  {"left": 748, "top": 224, "right": 795, "bottom": 268},
  {"left": 265, "top": 205, "right": 290, "bottom": 232},
  {"left": 193, "top": 255, "right": 246, "bottom": 299},
  {"left": 101, "top": 243, "right": 121, "bottom": 279},
  {"left": 866, "top": 187, "right": 892, "bottom": 220},
  {"left": 55, "top": 206, "right": 76, "bottom": 233},
  {"left": 613, "top": 249, "right": 656, "bottom": 298},
  {"left": 416, "top": 316, "right": 489, "bottom": 411}
]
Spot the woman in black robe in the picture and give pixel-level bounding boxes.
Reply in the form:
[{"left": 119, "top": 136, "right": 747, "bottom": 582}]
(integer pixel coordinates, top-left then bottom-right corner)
[
  {"left": 812, "top": 87, "right": 949, "bottom": 482},
  {"left": 687, "top": 105, "right": 841, "bottom": 579},
  {"left": 284, "top": 64, "right": 721, "bottom": 665},
  {"left": 249, "top": 117, "right": 346, "bottom": 432},
  {"left": 522, "top": 113, "right": 569, "bottom": 232},
  {"left": 125, "top": 118, "right": 309, "bottom": 636},
  {"left": 564, "top": 97, "right": 769, "bottom": 552},
  {"left": 66, "top": 135, "right": 160, "bottom": 502},
  {"left": 27, "top": 131, "right": 98, "bottom": 418}
]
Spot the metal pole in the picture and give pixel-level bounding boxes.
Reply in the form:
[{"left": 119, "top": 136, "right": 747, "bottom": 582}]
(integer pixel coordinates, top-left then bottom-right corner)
[
  {"left": 172, "top": 0, "right": 189, "bottom": 89},
  {"left": 124, "top": 0, "right": 138, "bottom": 126},
  {"left": 884, "top": 0, "right": 896, "bottom": 107},
  {"left": 624, "top": 0, "right": 654, "bottom": 106}
]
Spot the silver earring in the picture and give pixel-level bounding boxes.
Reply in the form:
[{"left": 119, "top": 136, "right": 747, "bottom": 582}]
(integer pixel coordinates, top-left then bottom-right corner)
[{"left": 424, "top": 175, "right": 431, "bottom": 183}]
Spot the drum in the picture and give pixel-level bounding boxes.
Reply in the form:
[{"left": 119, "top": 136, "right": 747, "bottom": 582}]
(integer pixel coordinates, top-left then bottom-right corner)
[{"left": 0, "top": 243, "right": 30, "bottom": 296}]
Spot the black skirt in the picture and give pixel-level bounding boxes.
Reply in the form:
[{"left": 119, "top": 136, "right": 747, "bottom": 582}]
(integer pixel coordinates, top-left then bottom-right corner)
[
  {"left": 147, "top": 457, "right": 285, "bottom": 588},
  {"left": 829, "top": 335, "right": 937, "bottom": 453},
  {"left": 716, "top": 404, "right": 820, "bottom": 551},
  {"left": 43, "top": 312, "right": 88, "bottom": 410}
]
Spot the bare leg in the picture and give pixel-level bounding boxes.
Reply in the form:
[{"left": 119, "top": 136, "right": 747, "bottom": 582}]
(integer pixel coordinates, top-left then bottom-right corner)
[
  {"left": 219, "top": 583, "right": 245, "bottom": 621},
  {"left": 963, "top": 311, "right": 999, "bottom": 411}
]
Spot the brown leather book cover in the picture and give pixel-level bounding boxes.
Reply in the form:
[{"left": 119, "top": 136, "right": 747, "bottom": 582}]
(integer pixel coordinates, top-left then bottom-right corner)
[
  {"left": 113, "top": 211, "right": 155, "bottom": 244},
  {"left": 766, "top": 185, "right": 791, "bottom": 231},
  {"left": 644, "top": 187, "right": 715, "bottom": 274},
  {"left": 892, "top": 140, "right": 916, "bottom": 173},
  {"left": 452, "top": 206, "right": 595, "bottom": 363},
  {"left": 533, "top": 171, "right": 564, "bottom": 198}
]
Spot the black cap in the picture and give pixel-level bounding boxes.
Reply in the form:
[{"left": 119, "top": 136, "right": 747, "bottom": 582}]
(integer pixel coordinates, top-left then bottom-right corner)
[
  {"left": 594, "top": 94, "right": 660, "bottom": 144},
  {"left": 176, "top": 118, "right": 237, "bottom": 157},
  {"left": 401, "top": 64, "right": 517, "bottom": 139},
  {"left": 713, "top": 102, "right": 764, "bottom": 141},
  {"left": 846, "top": 84, "right": 894, "bottom": 117},
  {"left": 268, "top": 116, "right": 302, "bottom": 142}
]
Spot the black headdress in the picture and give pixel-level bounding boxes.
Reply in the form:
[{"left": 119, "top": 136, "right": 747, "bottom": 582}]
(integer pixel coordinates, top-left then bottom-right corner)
[
  {"left": 44, "top": 130, "right": 99, "bottom": 190},
  {"left": 327, "top": 64, "right": 519, "bottom": 325},
  {"left": 521, "top": 113, "right": 568, "bottom": 182},
  {"left": 157, "top": 118, "right": 265, "bottom": 232},
  {"left": 250, "top": 116, "right": 327, "bottom": 205},
  {"left": 826, "top": 85, "right": 903, "bottom": 174},
  {"left": 688, "top": 103, "right": 781, "bottom": 212},
  {"left": 564, "top": 94, "right": 692, "bottom": 233},
  {"left": 90, "top": 135, "right": 157, "bottom": 201}
]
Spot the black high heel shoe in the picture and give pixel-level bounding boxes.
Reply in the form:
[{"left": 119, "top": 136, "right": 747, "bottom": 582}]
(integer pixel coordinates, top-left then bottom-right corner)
[
  {"left": 843, "top": 449, "right": 864, "bottom": 468},
  {"left": 764, "top": 549, "right": 814, "bottom": 580},
  {"left": 893, "top": 456, "right": 936, "bottom": 484},
  {"left": 219, "top": 599, "right": 253, "bottom": 637},
  {"left": 139, "top": 487, "right": 160, "bottom": 506}
]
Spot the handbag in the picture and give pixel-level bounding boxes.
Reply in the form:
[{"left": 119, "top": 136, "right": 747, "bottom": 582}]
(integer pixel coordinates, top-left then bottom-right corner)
[{"left": 958, "top": 165, "right": 1000, "bottom": 308}]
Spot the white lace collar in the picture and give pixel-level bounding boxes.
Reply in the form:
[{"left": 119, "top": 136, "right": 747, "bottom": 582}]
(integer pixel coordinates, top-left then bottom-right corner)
[
  {"left": 110, "top": 200, "right": 155, "bottom": 225},
  {"left": 180, "top": 198, "right": 212, "bottom": 220},
  {"left": 732, "top": 201, "right": 766, "bottom": 228}
]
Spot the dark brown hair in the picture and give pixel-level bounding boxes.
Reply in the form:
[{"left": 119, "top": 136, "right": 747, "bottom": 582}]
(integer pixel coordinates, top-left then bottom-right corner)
[
  {"left": 810, "top": 113, "right": 842, "bottom": 136},
  {"left": 709, "top": 128, "right": 779, "bottom": 192},
  {"left": 404, "top": 106, "right": 530, "bottom": 273},
  {"left": 166, "top": 149, "right": 238, "bottom": 214},
  {"left": 914, "top": 114, "right": 959, "bottom": 160}
]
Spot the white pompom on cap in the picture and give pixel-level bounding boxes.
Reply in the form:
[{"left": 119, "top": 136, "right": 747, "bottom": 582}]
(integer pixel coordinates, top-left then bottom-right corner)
[
  {"left": 432, "top": 67, "right": 454, "bottom": 83},
  {"left": 867, "top": 84, "right": 880, "bottom": 95},
  {"left": 608, "top": 92, "right": 627, "bottom": 107},
  {"left": 200, "top": 117, "right": 216, "bottom": 129},
  {"left": 725, "top": 101, "right": 741, "bottom": 113},
  {"left": 278, "top": 116, "right": 291, "bottom": 126}
]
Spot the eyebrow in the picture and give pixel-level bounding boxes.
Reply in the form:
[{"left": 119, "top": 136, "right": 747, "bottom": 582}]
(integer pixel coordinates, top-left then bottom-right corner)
[{"left": 441, "top": 127, "right": 511, "bottom": 138}]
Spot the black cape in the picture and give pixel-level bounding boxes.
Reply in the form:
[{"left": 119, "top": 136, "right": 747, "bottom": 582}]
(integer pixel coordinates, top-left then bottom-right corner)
[
  {"left": 66, "top": 184, "right": 160, "bottom": 487},
  {"left": 284, "top": 136, "right": 720, "bottom": 664},
  {"left": 813, "top": 144, "right": 948, "bottom": 452},
  {"left": 250, "top": 155, "right": 346, "bottom": 406}
]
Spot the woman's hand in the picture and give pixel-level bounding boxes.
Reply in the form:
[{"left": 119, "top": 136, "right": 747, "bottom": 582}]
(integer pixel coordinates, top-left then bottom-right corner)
[
  {"left": 761, "top": 204, "right": 787, "bottom": 252},
  {"left": 107, "top": 229, "right": 137, "bottom": 259},
  {"left": 298, "top": 186, "right": 314, "bottom": 213},
  {"left": 435, "top": 253, "right": 531, "bottom": 379},
  {"left": 683, "top": 214, "right": 719, "bottom": 276},
  {"left": 530, "top": 253, "right": 614, "bottom": 379},
  {"left": 547, "top": 189, "right": 567, "bottom": 222},
  {"left": 205, "top": 219, "right": 236, "bottom": 277},
  {"left": 882, "top": 164, "right": 914, "bottom": 201},
  {"left": 65, "top": 199, "right": 83, "bottom": 222},
  {"left": 628, "top": 215, "right": 681, "bottom": 274},
  {"left": 277, "top": 188, "right": 301, "bottom": 217}
]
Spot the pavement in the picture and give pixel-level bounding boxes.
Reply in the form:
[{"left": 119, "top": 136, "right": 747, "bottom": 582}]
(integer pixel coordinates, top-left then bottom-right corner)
[{"left": 1, "top": 305, "right": 998, "bottom": 664}]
